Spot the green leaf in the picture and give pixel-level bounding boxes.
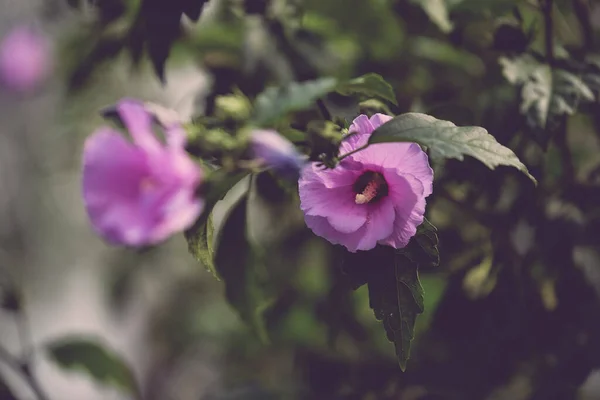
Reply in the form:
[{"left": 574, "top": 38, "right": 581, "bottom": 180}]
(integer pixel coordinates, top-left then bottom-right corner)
[
  {"left": 499, "top": 54, "right": 595, "bottom": 147},
  {"left": 184, "top": 213, "right": 219, "bottom": 280},
  {"left": 400, "top": 217, "right": 440, "bottom": 268},
  {"left": 368, "top": 112, "right": 537, "bottom": 184},
  {"left": 410, "top": 0, "right": 453, "bottom": 33},
  {"left": 364, "top": 219, "right": 439, "bottom": 370},
  {"left": 246, "top": 172, "right": 304, "bottom": 248},
  {"left": 46, "top": 337, "right": 139, "bottom": 396},
  {"left": 252, "top": 77, "right": 338, "bottom": 126},
  {"left": 185, "top": 169, "right": 248, "bottom": 277},
  {"left": 367, "top": 247, "right": 425, "bottom": 371},
  {"left": 336, "top": 73, "right": 398, "bottom": 105},
  {"left": 213, "top": 192, "right": 273, "bottom": 343}
]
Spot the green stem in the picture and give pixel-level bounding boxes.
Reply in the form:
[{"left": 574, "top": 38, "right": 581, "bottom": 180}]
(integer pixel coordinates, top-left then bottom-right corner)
[{"left": 337, "top": 143, "right": 369, "bottom": 161}]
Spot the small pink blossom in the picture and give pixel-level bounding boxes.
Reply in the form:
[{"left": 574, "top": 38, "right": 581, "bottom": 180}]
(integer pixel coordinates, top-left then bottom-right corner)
[
  {"left": 82, "top": 99, "right": 203, "bottom": 246},
  {"left": 0, "top": 26, "right": 51, "bottom": 92},
  {"left": 298, "top": 114, "right": 433, "bottom": 252}
]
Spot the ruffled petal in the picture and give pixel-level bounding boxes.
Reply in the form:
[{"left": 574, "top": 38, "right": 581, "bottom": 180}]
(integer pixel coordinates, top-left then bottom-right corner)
[
  {"left": 378, "top": 172, "right": 426, "bottom": 248},
  {"left": 299, "top": 161, "right": 362, "bottom": 189},
  {"left": 355, "top": 197, "right": 395, "bottom": 250},
  {"left": 150, "top": 189, "right": 204, "bottom": 243},
  {"left": 117, "top": 99, "right": 161, "bottom": 153},
  {"left": 82, "top": 128, "right": 155, "bottom": 245},
  {"left": 82, "top": 128, "right": 148, "bottom": 205},
  {"left": 349, "top": 142, "right": 433, "bottom": 196},
  {"left": 369, "top": 113, "right": 393, "bottom": 129},
  {"left": 349, "top": 114, "right": 374, "bottom": 135},
  {"left": 304, "top": 215, "right": 367, "bottom": 252},
  {"left": 299, "top": 165, "right": 367, "bottom": 233}
]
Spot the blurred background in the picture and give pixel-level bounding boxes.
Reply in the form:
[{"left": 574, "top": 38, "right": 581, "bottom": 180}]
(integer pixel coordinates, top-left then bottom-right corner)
[{"left": 1, "top": 0, "right": 600, "bottom": 399}]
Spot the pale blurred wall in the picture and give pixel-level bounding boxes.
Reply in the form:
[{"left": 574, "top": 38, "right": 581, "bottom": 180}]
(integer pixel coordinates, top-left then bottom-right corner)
[{"left": 0, "top": 1, "right": 213, "bottom": 399}]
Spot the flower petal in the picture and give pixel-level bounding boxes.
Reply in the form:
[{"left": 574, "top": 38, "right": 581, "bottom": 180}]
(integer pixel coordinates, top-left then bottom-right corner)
[
  {"left": 82, "top": 128, "right": 154, "bottom": 245},
  {"left": 82, "top": 128, "right": 147, "bottom": 204},
  {"left": 151, "top": 189, "right": 204, "bottom": 243},
  {"left": 349, "top": 114, "right": 374, "bottom": 135},
  {"left": 378, "top": 172, "right": 426, "bottom": 248},
  {"left": 299, "top": 165, "right": 367, "bottom": 233},
  {"left": 355, "top": 197, "right": 395, "bottom": 250},
  {"left": 369, "top": 113, "right": 393, "bottom": 129},
  {"left": 117, "top": 99, "right": 161, "bottom": 153},
  {"left": 349, "top": 142, "right": 433, "bottom": 196},
  {"left": 304, "top": 215, "right": 367, "bottom": 252}
]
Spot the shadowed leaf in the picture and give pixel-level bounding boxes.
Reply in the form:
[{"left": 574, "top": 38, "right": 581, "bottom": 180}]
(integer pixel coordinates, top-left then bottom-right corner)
[
  {"left": 369, "top": 112, "right": 537, "bottom": 184},
  {"left": 336, "top": 73, "right": 398, "bottom": 105},
  {"left": 252, "top": 78, "right": 338, "bottom": 126},
  {"left": 46, "top": 337, "right": 139, "bottom": 396}
]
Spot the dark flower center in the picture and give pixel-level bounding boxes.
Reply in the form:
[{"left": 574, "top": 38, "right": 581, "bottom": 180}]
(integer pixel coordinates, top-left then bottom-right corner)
[{"left": 352, "top": 171, "right": 388, "bottom": 204}]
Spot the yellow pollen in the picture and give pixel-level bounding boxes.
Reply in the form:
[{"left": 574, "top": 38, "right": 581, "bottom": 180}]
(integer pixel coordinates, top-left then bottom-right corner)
[{"left": 355, "top": 180, "right": 379, "bottom": 204}]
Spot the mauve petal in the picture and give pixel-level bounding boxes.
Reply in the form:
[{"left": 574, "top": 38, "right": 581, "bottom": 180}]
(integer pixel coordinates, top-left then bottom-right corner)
[
  {"left": 299, "top": 161, "right": 361, "bottom": 190},
  {"left": 324, "top": 191, "right": 367, "bottom": 233},
  {"left": 339, "top": 113, "right": 393, "bottom": 156},
  {"left": 369, "top": 113, "right": 393, "bottom": 129},
  {"left": 82, "top": 128, "right": 147, "bottom": 204},
  {"left": 304, "top": 215, "right": 367, "bottom": 252},
  {"left": 165, "top": 124, "right": 187, "bottom": 149},
  {"left": 354, "top": 197, "right": 395, "bottom": 250},
  {"left": 299, "top": 176, "right": 367, "bottom": 233},
  {"left": 378, "top": 172, "right": 426, "bottom": 248},
  {"left": 397, "top": 143, "right": 433, "bottom": 196},
  {"left": 349, "top": 114, "right": 373, "bottom": 135},
  {"left": 0, "top": 26, "right": 51, "bottom": 92},
  {"left": 117, "top": 99, "right": 161, "bottom": 152},
  {"left": 150, "top": 191, "right": 204, "bottom": 243},
  {"left": 349, "top": 142, "right": 433, "bottom": 196}
]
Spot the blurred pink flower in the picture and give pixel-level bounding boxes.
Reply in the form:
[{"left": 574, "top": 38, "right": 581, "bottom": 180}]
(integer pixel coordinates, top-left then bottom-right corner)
[
  {"left": 0, "top": 26, "right": 51, "bottom": 92},
  {"left": 250, "top": 129, "right": 305, "bottom": 177},
  {"left": 82, "top": 99, "right": 203, "bottom": 246},
  {"left": 298, "top": 113, "right": 433, "bottom": 252}
]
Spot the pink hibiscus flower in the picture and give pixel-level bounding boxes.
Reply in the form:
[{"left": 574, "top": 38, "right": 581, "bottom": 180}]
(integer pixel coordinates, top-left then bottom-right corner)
[
  {"left": 298, "top": 113, "right": 433, "bottom": 252},
  {"left": 82, "top": 99, "right": 203, "bottom": 246},
  {"left": 0, "top": 26, "right": 51, "bottom": 92}
]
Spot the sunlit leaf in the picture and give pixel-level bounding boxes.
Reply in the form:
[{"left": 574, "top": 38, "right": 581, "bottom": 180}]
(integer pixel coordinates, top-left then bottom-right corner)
[
  {"left": 46, "top": 337, "right": 139, "bottom": 396},
  {"left": 499, "top": 54, "right": 595, "bottom": 147},
  {"left": 252, "top": 77, "right": 338, "bottom": 126},
  {"left": 185, "top": 169, "right": 249, "bottom": 279},
  {"left": 185, "top": 213, "right": 219, "bottom": 280},
  {"left": 368, "top": 112, "right": 537, "bottom": 184},
  {"left": 463, "top": 256, "right": 496, "bottom": 300},
  {"left": 336, "top": 73, "right": 398, "bottom": 105}
]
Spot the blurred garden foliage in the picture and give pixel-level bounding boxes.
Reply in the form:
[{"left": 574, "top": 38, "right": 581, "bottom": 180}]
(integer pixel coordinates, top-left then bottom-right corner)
[{"left": 4, "top": 0, "right": 600, "bottom": 399}]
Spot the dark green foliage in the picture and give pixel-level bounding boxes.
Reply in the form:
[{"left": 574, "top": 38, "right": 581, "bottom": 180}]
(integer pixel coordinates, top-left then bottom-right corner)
[
  {"left": 63, "top": 0, "right": 600, "bottom": 398},
  {"left": 128, "top": 0, "right": 211, "bottom": 80},
  {"left": 46, "top": 337, "right": 140, "bottom": 396},
  {"left": 213, "top": 191, "right": 274, "bottom": 343},
  {"left": 341, "top": 219, "right": 439, "bottom": 370},
  {"left": 368, "top": 112, "right": 537, "bottom": 183}
]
